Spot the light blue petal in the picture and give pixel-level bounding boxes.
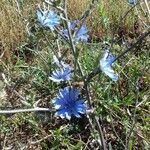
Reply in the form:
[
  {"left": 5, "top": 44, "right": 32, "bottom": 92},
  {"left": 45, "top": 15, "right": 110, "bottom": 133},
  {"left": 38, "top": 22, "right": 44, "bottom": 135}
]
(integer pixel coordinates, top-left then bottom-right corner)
[
  {"left": 76, "top": 107, "right": 86, "bottom": 114},
  {"left": 68, "top": 88, "right": 79, "bottom": 101},
  {"left": 77, "top": 25, "right": 88, "bottom": 36},
  {"left": 37, "top": 9, "right": 60, "bottom": 30},
  {"left": 55, "top": 109, "right": 66, "bottom": 118},
  {"left": 75, "top": 102, "right": 87, "bottom": 114},
  {"left": 55, "top": 109, "right": 72, "bottom": 120},
  {"left": 49, "top": 67, "right": 71, "bottom": 82},
  {"left": 128, "top": 0, "right": 137, "bottom": 5},
  {"left": 37, "top": 10, "right": 43, "bottom": 23},
  {"left": 71, "top": 109, "right": 81, "bottom": 118},
  {"left": 49, "top": 76, "right": 62, "bottom": 82},
  {"left": 106, "top": 56, "right": 115, "bottom": 66},
  {"left": 53, "top": 98, "right": 66, "bottom": 109},
  {"left": 76, "top": 25, "right": 88, "bottom": 42},
  {"left": 103, "top": 67, "right": 118, "bottom": 81},
  {"left": 65, "top": 112, "right": 72, "bottom": 120},
  {"left": 100, "top": 52, "right": 118, "bottom": 81}
]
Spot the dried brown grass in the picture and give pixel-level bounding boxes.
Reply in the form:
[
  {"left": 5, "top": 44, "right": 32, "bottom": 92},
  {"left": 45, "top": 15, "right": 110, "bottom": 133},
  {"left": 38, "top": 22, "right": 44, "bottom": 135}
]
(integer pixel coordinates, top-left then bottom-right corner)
[
  {"left": 0, "top": 0, "right": 40, "bottom": 61},
  {"left": 0, "top": 0, "right": 139, "bottom": 61},
  {"left": 68, "top": 0, "right": 138, "bottom": 40}
]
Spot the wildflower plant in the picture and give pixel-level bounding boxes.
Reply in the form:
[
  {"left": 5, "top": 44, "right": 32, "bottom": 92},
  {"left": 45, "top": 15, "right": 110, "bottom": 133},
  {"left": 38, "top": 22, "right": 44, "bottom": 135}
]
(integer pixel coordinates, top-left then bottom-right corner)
[
  {"left": 1, "top": 0, "right": 150, "bottom": 149},
  {"left": 35, "top": 2, "right": 91, "bottom": 121},
  {"left": 34, "top": 2, "right": 119, "bottom": 147},
  {"left": 100, "top": 51, "right": 118, "bottom": 81}
]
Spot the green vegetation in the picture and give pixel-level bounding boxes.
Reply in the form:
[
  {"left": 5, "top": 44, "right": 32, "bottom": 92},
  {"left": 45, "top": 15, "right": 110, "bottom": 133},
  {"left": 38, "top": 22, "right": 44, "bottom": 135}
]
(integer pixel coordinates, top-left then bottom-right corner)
[{"left": 0, "top": 0, "right": 150, "bottom": 149}]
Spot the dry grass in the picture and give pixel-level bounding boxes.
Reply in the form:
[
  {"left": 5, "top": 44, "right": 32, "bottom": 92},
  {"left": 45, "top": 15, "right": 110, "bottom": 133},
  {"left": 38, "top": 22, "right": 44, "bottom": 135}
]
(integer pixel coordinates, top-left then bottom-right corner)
[
  {"left": 68, "top": 0, "right": 138, "bottom": 40},
  {"left": 68, "top": 0, "right": 90, "bottom": 19},
  {"left": 0, "top": 0, "right": 139, "bottom": 61},
  {"left": 0, "top": 0, "right": 40, "bottom": 61}
]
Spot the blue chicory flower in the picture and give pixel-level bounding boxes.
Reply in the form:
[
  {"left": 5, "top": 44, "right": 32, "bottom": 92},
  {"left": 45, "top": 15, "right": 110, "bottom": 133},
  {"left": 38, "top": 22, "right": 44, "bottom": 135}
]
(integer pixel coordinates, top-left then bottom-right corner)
[
  {"left": 100, "top": 52, "right": 118, "bottom": 81},
  {"left": 37, "top": 9, "right": 60, "bottom": 30},
  {"left": 52, "top": 87, "right": 87, "bottom": 120},
  {"left": 75, "top": 25, "right": 89, "bottom": 42},
  {"left": 49, "top": 67, "right": 71, "bottom": 82},
  {"left": 62, "top": 21, "right": 89, "bottom": 43},
  {"left": 128, "top": 0, "right": 137, "bottom": 6}
]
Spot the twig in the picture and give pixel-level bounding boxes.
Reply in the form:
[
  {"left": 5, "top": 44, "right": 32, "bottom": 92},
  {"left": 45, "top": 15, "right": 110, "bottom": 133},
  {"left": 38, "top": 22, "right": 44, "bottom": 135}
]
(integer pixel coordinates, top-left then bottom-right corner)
[
  {"left": 83, "top": 137, "right": 91, "bottom": 150},
  {"left": 30, "top": 135, "right": 51, "bottom": 145},
  {"left": 1, "top": 73, "right": 31, "bottom": 107},
  {"left": 143, "top": 0, "right": 150, "bottom": 17},
  {"left": 2, "top": 134, "right": 7, "bottom": 150},
  {"left": 0, "top": 107, "right": 53, "bottom": 114}
]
